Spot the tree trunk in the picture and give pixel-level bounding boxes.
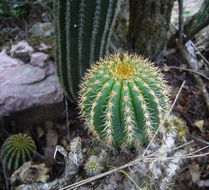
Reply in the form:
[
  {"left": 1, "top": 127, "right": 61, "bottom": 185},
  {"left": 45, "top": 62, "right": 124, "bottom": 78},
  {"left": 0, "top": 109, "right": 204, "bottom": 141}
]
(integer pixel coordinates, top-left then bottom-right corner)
[{"left": 128, "top": 0, "right": 175, "bottom": 60}]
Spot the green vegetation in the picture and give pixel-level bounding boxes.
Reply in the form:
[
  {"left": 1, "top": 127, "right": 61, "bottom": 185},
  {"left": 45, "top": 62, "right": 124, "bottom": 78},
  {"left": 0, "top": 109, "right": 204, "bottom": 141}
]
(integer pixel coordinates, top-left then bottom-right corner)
[{"left": 0, "top": 2, "right": 27, "bottom": 19}]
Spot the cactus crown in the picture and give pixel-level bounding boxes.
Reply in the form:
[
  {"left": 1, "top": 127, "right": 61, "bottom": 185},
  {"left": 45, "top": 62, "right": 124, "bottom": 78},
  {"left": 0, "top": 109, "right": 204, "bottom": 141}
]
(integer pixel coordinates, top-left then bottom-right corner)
[
  {"left": 79, "top": 53, "right": 170, "bottom": 149},
  {"left": 0, "top": 133, "right": 36, "bottom": 170}
]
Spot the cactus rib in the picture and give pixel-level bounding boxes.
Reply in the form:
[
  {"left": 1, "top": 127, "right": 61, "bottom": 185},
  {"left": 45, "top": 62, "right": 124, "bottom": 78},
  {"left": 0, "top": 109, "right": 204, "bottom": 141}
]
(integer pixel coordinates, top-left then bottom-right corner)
[{"left": 54, "top": 0, "right": 121, "bottom": 102}]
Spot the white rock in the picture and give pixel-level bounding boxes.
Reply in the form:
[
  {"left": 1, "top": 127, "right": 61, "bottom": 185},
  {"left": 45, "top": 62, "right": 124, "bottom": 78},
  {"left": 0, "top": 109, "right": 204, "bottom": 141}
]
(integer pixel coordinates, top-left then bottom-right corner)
[{"left": 29, "top": 52, "right": 48, "bottom": 68}]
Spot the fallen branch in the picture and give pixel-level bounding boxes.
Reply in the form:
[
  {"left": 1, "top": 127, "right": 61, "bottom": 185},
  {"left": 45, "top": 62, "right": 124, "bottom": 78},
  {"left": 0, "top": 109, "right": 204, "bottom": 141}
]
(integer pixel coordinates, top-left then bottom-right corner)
[{"left": 164, "top": 65, "right": 209, "bottom": 80}]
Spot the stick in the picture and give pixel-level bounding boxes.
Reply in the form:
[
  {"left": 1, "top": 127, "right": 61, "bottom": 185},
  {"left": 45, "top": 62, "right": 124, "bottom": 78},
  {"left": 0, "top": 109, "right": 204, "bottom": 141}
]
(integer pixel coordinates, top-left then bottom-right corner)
[
  {"left": 164, "top": 66, "right": 209, "bottom": 80},
  {"left": 178, "top": 0, "right": 184, "bottom": 45}
]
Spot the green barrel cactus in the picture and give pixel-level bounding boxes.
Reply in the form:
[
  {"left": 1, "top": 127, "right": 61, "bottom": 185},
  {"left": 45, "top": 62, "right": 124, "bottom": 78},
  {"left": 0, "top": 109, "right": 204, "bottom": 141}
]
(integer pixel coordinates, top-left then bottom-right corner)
[
  {"left": 79, "top": 53, "right": 170, "bottom": 149},
  {"left": 0, "top": 133, "right": 36, "bottom": 170},
  {"left": 54, "top": 0, "right": 121, "bottom": 102}
]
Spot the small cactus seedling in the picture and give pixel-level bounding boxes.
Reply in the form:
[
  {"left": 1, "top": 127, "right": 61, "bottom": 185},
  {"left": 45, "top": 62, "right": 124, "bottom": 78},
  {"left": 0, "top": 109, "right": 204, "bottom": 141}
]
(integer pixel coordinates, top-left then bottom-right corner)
[
  {"left": 0, "top": 133, "right": 36, "bottom": 170},
  {"left": 85, "top": 155, "right": 103, "bottom": 176},
  {"left": 79, "top": 53, "right": 170, "bottom": 149}
]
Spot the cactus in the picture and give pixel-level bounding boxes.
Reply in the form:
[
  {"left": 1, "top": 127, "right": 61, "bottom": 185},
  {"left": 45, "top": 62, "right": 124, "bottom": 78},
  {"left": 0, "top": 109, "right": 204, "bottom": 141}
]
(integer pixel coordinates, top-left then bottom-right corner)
[
  {"left": 85, "top": 155, "right": 104, "bottom": 176},
  {"left": 0, "top": 133, "right": 36, "bottom": 170},
  {"left": 54, "top": 0, "right": 121, "bottom": 102},
  {"left": 79, "top": 53, "right": 170, "bottom": 149}
]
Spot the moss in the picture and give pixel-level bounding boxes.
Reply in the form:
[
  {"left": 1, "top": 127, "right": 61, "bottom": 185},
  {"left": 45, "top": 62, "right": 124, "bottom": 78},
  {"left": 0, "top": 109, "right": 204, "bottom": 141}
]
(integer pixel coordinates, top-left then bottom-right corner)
[
  {"left": 28, "top": 35, "right": 55, "bottom": 58},
  {"left": 171, "top": 116, "right": 187, "bottom": 137},
  {"left": 164, "top": 115, "right": 187, "bottom": 140},
  {"left": 43, "top": 24, "right": 52, "bottom": 31}
]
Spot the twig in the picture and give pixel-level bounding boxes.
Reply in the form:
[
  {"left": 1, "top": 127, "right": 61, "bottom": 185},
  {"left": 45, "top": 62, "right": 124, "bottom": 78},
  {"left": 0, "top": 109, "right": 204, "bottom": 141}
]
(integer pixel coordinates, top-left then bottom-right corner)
[
  {"left": 61, "top": 152, "right": 157, "bottom": 190},
  {"left": 164, "top": 66, "right": 209, "bottom": 80},
  {"left": 183, "top": 145, "right": 209, "bottom": 156},
  {"left": 190, "top": 42, "right": 209, "bottom": 66},
  {"left": 178, "top": 0, "right": 184, "bottom": 45},
  {"left": 168, "top": 140, "right": 193, "bottom": 152},
  {"left": 189, "top": 135, "right": 209, "bottom": 146}
]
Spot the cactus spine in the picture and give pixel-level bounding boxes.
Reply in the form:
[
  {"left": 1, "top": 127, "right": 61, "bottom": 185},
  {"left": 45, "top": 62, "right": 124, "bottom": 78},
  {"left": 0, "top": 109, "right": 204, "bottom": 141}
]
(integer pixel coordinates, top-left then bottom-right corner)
[
  {"left": 79, "top": 53, "right": 170, "bottom": 149},
  {"left": 0, "top": 133, "right": 36, "bottom": 170},
  {"left": 54, "top": 0, "right": 120, "bottom": 102}
]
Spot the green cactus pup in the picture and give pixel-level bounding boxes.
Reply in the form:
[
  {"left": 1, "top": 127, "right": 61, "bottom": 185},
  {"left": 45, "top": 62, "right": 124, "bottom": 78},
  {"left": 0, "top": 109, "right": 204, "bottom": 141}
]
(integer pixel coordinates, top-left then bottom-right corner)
[
  {"left": 79, "top": 53, "right": 170, "bottom": 149},
  {"left": 85, "top": 155, "right": 104, "bottom": 176},
  {"left": 0, "top": 133, "right": 36, "bottom": 170}
]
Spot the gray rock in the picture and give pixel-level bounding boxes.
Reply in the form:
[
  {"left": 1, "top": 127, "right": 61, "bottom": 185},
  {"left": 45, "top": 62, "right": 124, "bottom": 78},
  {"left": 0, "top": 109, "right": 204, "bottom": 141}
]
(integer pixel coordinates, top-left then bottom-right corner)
[
  {"left": 171, "top": 0, "right": 205, "bottom": 25},
  {"left": 0, "top": 50, "right": 64, "bottom": 123},
  {"left": 195, "top": 26, "right": 209, "bottom": 54},
  {"left": 29, "top": 52, "right": 48, "bottom": 68},
  {"left": 10, "top": 41, "right": 34, "bottom": 63},
  {"left": 29, "top": 22, "right": 54, "bottom": 37}
]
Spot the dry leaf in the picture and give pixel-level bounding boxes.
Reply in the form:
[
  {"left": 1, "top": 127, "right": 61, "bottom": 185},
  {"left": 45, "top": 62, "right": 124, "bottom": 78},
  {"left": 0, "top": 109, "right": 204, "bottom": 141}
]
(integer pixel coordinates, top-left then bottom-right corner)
[
  {"left": 36, "top": 126, "right": 44, "bottom": 139},
  {"left": 194, "top": 120, "right": 204, "bottom": 132},
  {"left": 189, "top": 164, "right": 200, "bottom": 184},
  {"left": 163, "top": 66, "right": 170, "bottom": 72}
]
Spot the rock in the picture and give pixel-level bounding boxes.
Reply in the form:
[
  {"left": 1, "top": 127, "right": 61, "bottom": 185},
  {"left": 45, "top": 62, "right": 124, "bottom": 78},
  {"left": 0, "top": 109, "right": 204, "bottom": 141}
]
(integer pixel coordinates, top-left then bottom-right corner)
[
  {"left": 38, "top": 42, "right": 52, "bottom": 51},
  {"left": 29, "top": 52, "right": 48, "bottom": 68},
  {"left": 29, "top": 22, "right": 54, "bottom": 37},
  {"left": 0, "top": 50, "right": 64, "bottom": 125},
  {"left": 10, "top": 41, "right": 34, "bottom": 63},
  {"left": 171, "top": 0, "right": 205, "bottom": 25},
  {"left": 194, "top": 26, "right": 209, "bottom": 55},
  {"left": 0, "top": 49, "right": 23, "bottom": 66},
  {"left": 10, "top": 161, "right": 49, "bottom": 186}
]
